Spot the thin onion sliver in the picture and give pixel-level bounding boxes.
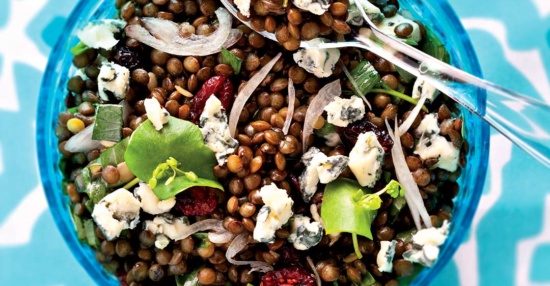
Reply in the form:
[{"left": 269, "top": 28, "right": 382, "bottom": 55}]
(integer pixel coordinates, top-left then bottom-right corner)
[
  {"left": 225, "top": 233, "right": 273, "bottom": 273},
  {"left": 306, "top": 256, "right": 322, "bottom": 286},
  {"left": 302, "top": 80, "right": 341, "bottom": 153},
  {"left": 65, "top": 124, "right": 103, "bottom": 153},
  {"left": 228, "top": 53, "right": 282, "bottom": 137},
  {"left": 398, "top": 94, "right": 428, "bottom": 135},
  {"left": 125, "top": 8, "right": 242, "bottom": 56},
  {"left": 173, "top": 219, "right": 225, "bottom": 240},
  {"left": 282, "top": 78, "right": 296, "bottom": 135},
  {"left": 341, "top": 63, "right": 372, "bottom": 110}
]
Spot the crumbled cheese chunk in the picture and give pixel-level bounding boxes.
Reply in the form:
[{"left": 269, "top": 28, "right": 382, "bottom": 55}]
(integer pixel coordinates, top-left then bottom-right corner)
[
  {"left": 91, "top": 188, "right": 141, "bottom": 241},
  {"left": 253, "top": 184, "right": 294, "bottom": 243},
  {"left": 348, "top": 131, "right": 384, "bottom": 187},
  {"left": 347, "top": 0, "right": 384, "bottom": 26},
  {"left": 288, "top": 214, "right": 324, "bottom": 250},
  {"left": 376, "top": 13, "right": 422, "bottom": 43},
  {"left": 77, "top": 19, "right": 126, "bottom": 50},
  {"left": 292, "top": 0, "right": 330, "bottom": 15},
  {"left": 412, "top": 77, "right": 440, "bottom": 102},
  {"left": 377, "top": 240, "right": 397, "bottom": 272},
  {"left": 199, "top": 96, "right": 239, "bottom": 165},
  {"left": 415, "top": 113, "right": 439, "bottom": 137},
  {"left": 299, "top": 147, "right": 349, "bottom": 202},
  {"left": 323, "top": 132, "right": 342, "bottom": 147},
  {"left": 98, "top": 62, "right": 130, "bottom": 101},
  {"left": 414, "top": 113, "right": 459, "bottom": 172},
  {"left": 324, "top": 96, "right": 365, "bottom": 127},
  {"left": 144, "top": 98, "right": 170, "bottom": 131},
  {"left": 144, "top": 214, "right": 190, "bottom": 249},
  {"left": 234, "top": 0, "right": 251, "bottom": 17},
  {"left": 293, "top": 38, "right": 340, "bottom": 78},
  {"left": 134, "top": 182, "right": 176, "bottom": 215},
  {"left": 403, "top": 221, "right": 450, "bottom": 267}
]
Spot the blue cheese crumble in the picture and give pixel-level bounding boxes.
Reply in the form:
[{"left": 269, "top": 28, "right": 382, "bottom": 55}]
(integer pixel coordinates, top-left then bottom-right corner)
[
  {"left": 77, "top": 19, "right": 126, "bottom": 50},
  {"left": 144, "top": 214, "right": 190, "bottom": 249},
  {"left": 377, "top": 240, "right": 397, "bottom": 272},
  {"left": 299, "top": 147, "right": 349, "bottom": 202},
  {"left": 347, "top": 0, "right": 384, "bottom": 25},
  {"left": 234, "top": 0, "right": 251, "bottom": 17},
  {"left": 199, "top": 96, "right": 239, "bottom": 165},
  {"left": 293, "top": 38, "right": 340, "bottom": 78},
  {"left": 134, "top": 182, "right": 176, "bottom": 215},
  {"left": 288, "top": 214, "right": 324, "bottom": 250},
  {"left": 412, "top": 77, "right": 440, "bottom": 102},
  {"left": 253, "top": 184, "right": 294, "bottom": 243},
  {"left": 414, "top": 113, "right": 459, "bottom": 172},
  {"left": 403, "top": 221, "right": 450, "bottom": 267},
  {"left": 292, "top": 0, "right": 330, "bottom": 15},
  {"left": 324, "top": 96, "right": 366, "bottom": 127},
  {"left": 348, "top": 131, "right": 384, "bottom": 187},
  {"left": 91, "top": 188, "right": 141, "bottom": 241},
  {"left": 98, "top": 62, "right": 130, "bottom": 102},
  {"left": 144, "top": 98, "right": 170, "bottom": 131}
]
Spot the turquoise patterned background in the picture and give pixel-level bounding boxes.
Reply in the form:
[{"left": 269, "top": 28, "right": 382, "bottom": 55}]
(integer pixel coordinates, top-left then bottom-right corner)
[{"left": 0, "top": 0, "right": 548, "bottom": 285}]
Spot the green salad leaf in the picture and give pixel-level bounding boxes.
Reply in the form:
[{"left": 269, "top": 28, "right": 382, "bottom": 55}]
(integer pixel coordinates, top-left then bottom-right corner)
[
  {"left": 315, "top": 122, "right": 337, "bottom": 137},
  {"left": 100, "top": 137, "right": 129, "bottom": 167},
  {"left": 221, "top": 48, "right": 242, "bottom": 75},
  {"left": 421, "top": 28, "right": 450, "bottom": 63},
  {"left": 92, "top": 104, "right": 123, "bottom": 142},
  {"left": 124, "top": 117, "right": 222, "bottom": 200},
  {"left": 83, "top": 219, "right": 100, "bottom": 248},
  {"left": 321, "top": 179, "right": 377, "bottom": 239},
  {"left": 348, "top": 60, "right": 380, "bottom": 96},
  {"left": 70, "top": 41, "right": 90, "bottom": 56}
]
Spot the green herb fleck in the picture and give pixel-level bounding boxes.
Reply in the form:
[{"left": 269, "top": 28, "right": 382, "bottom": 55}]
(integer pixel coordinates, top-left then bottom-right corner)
[
  {"left": 70, "top": 41, "right": 90, "bottom": 56},
  {"left": 346, "top": 60, "right": 380, "bottom": 97},
  {"left": 221, "top": 48, "right": 242, "bottom": 75},
  {"left": 404, "top": 38, "right": 418, "bottom": 46},
  {"left": 175, "top": 266, "right": 202, "bottom": 286},
  {"left": 395, "top": 66, "right": 416, "bottom": 84},
  {"left": 315, "top": 122, "right": 337, "bottom": 137},
  {"left": 99, "top": 137, "right": 129, "bottom": 168},
  {"left": 71, "top": 210, "right": 86, "bottom": 240},
  {"left": 355, "top": 180, "right": 405, "bottom": 211},
  {"left": 124, "top": 117, "right": 223, "bottom": 200},
  {"left": 92, "top": 104, "right": 123, "bottom": 142},
  {"left": 84, "top": 219, "right": 100, "bottom": 248}
]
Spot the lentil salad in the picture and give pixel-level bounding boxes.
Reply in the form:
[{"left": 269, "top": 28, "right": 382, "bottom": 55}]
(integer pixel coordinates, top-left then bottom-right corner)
[{"left": 55, "top": 0, "right": 467, "bottom": 285}]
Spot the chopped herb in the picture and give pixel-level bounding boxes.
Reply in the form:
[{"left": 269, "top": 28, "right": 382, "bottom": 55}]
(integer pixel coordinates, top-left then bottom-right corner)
[
  {"left": 369, "top": 88, "right": 428, "bottom": 112},
  {"left": 70, "top": 41, "right": 90, "bottom": 56},
  {"left": 221, "top": 48, "right": 242, "bottom": 75},
  {"left": 355, "top": 180, "right": 405, "bottom": 211},
  {"left": 71, "top": 210, "right": 86, "bottom": 240},
  {"left": 359, "top": 270, "right": 376, "bottom": 286},
  {"left": 404, "top": 38, "right": 418, "bottom": 46},
  {"left": 192, "top": 233, "right": 211, "bottom": 249},
  {"left": 395, "top": 228, "right": 417, "bottom": 243},
  {"left": 86, "top": 179, "right": 108, "bottom": 205},
  {"left": 175, "top": 266, "right": 203, "bottom": 286},
  {"left": 124, "top": 117, "right": 223, "bottom": 200},
  {"left": 421, "top": 28, "right": 450, "bottom": 63},
  {"left": 347, "top": 60, "right": 380, "bottom": 97},
  {"left": 395, "top": 66, "right": 416, "bottom": 84},
  {"left": 92, "top": 104, "right": 123, "bottom": 142},
  {"left": 99, "top": 137, "right": 129, "bottom": 168},
  {"left": 67, "top": 106, "right": 79, "bottom": 114},
  {"left": 389, "top": 196, "right": 407, "bottom": 223},
  {"left": 315, "top": 122, "right": 337, "bottom": 137}
]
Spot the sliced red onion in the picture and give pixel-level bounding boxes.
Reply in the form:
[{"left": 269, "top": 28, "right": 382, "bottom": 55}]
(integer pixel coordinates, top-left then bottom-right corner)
[
  {"left": 174, "top": 219, "right": 225, "bottom": 240},
  {"left": 302, "top": 80, "right": 341, "bottom": 152},
  {"left": 64, "top": 124, "right": 103, "bottom": 153},
  {"left": 228, "top": 53, "right": 282, "bottom": 137},
  {"left": 341, "top": 63, "right": 372, "bottom": 110},
  {"left": 306, "top": 256, "right": 322, "bottom": 286},
  {"left": 398, "top": 95, "right": 427, "bottom": 135},
  {"left": 282, "top": 78, "right": 296, "bottom": 135},
  {"left": 386, "top": 119, "right": 432, "bottom": 229},
  {"left": 226, "top": 233, "right": 274, "bottom": 273},
  {"left": 125, "top": 8, "right": 242, "bottom": 56}
]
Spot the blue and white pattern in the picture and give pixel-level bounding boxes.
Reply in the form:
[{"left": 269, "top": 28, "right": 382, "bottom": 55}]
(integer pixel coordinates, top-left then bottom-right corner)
[{"left": 0, "top": 0, "right": 548, "bottom": 285}]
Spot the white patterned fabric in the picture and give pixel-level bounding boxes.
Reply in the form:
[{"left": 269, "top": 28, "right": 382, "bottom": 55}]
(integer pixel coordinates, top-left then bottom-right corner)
[{"left": 0, "top": 0, "right": 549, "bottom": 285}]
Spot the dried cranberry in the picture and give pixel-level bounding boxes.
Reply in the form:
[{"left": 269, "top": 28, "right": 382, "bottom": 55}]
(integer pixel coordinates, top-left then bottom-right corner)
[
  {"left": 337, "top": 119, "right": 394, "bottom": 151},
  {"left": 277, "top": 246, "right": 300, "bottom": 264},
  {"left": 116, "top": 271, "right": 129, "bottom": 286},
  {"left": 287, "top": 172, "right": 301, "bottom": 193},
  {"left": 175, "top": 187, "right": 218, "bottom": 216},
  {"left": 260, "top": 266, "right": 316, "bottom": 286},
  {"left": 189, "top": 76, "right": 234, "bottom": 122},
  {"left": 112, "top": 45, "right": 143, "bottom": 70}
]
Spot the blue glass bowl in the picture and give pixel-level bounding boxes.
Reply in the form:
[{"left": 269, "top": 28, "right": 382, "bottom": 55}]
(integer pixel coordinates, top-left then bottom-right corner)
[{"left": 36, "top": 0, "right": 489, "bottom": 284}]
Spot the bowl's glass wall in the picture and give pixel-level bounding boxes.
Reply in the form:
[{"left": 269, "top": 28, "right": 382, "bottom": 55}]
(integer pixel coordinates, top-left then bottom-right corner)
[{"left": 36, "top": 0, "right": 489, "bottom": 285}]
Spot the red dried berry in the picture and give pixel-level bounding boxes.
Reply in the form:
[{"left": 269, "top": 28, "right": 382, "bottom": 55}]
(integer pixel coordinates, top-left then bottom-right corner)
[
  {"left": 260, "top": 266, "right": 316, "bottom": 286},
  {"left": 175, "top": 187, "right": 218, "bottom": 216},
  {"left": 116, "top": 271, "right": 129, "bottom": 286},
  {"left": 189, "top": 75, "right": 234, "bottom": 122},
  {"left": 337, "top": 118, "right": 393, "bottom": 151},
  {"left": 277, "top": 246, "right": 300, "bottom": 264}
]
